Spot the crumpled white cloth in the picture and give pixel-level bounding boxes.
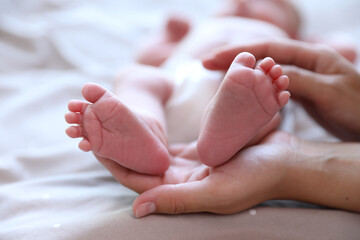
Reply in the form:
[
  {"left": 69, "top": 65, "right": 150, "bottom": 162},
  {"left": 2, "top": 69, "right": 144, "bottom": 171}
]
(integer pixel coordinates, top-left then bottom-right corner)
[{"left": 0, "top": 0, "right": 359, "bottom": 239}]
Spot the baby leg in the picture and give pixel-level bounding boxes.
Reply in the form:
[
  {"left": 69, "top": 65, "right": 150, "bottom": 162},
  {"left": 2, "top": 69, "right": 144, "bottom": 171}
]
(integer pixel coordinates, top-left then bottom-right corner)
[
  {"left": 197, "top": 52, "right": 290, "bottom": 167},
  {"left": 65, "top": 65, "right": 173, "bottom": 174},
  {"left": 136, "top": 15, "right": 191, "bottom": 66}
]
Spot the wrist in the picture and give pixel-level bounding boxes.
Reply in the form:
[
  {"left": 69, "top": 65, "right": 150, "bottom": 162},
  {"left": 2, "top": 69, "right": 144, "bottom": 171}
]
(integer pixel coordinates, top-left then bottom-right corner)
[
  {"left": 276, "top": 138, "right": 360, "bottom": 212},
  {"left": 270, "top": 134, "right": 310, "bottom": 201},
  {"left": 276, "top": 137, "right": 316, "bottom": 200},
  {"left": 259, "top": 132, "right": 304, "bottom": 201}
]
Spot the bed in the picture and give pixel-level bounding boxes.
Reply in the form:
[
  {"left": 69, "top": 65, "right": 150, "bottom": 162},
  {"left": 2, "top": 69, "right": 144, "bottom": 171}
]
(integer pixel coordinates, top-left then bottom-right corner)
[{"left": 1, "top": 0, "right": 360, "bottom": 239}]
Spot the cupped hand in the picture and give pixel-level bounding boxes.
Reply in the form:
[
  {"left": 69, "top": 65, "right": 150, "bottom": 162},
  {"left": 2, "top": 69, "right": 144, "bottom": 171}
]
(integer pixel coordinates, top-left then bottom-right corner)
[
  {"left": 202, "top": 39, "right": 360, "bottom": 141},
  {"left": 96, "top": 131, "right": 298, "bottom": 218}
]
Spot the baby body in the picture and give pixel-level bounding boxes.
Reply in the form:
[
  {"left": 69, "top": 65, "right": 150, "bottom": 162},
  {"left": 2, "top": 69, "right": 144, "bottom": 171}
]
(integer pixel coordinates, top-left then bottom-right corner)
[{"left": 65, "top": 7, "right": 292, "bottom": 174}]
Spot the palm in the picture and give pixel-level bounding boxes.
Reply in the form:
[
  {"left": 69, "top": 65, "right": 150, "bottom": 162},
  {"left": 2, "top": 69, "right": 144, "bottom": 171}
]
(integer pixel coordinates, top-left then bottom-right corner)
[
  {"left": 97, "top": 131, "right": 295, "bottom": 208},
  {"left": 96, "top": 145, "right": 209, "bottom": 193}
]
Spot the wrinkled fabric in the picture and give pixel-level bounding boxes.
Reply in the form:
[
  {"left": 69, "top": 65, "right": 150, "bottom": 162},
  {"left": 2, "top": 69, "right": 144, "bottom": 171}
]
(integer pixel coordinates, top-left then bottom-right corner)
[{"left": 0, "top": 0, "right": 359, "bottom": 239}]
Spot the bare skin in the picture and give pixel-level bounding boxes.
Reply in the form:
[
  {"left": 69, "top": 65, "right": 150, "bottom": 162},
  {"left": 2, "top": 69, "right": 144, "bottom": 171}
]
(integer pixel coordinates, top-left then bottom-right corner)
[
  {"left": 96, "top": 131, "right": 360, "bottom": 217},
  {"left": 65, "top": 83, "right": 170, "bottom": 175},
  {"left": 66, "top": 0, "right": 297, "bottom": 174},
  {"left": 105, "top": 39, "right": 360, "bottom": 218},
  {"left": 137, "top": 0, "right": 356, "bottom": 67},
  {"left": 136, "top": 0, "right": 297, "bottom": 67},
  {"left": 202, "top": 39, "right": 360, "bottom": 141},
  {"left": 64, "top": 0, "right": 360, "bottom": 217},
  {"left": 136, "top": 15, "right": 190, "bottom": 67},
  {"left": 197, "top": 53, "right": 289, "bottom": 166},
  {"left": 65, "top": 53, "right": 289, "bottom": 173}
]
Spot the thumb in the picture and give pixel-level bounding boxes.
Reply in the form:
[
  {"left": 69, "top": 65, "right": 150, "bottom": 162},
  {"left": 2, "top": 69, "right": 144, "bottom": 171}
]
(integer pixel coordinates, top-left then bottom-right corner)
[
  {"left": 282, "top": 65, "right": 324, "bottom": 100},
  {"left": 132, "top": 181, "right": 216, "bottom": 218}
]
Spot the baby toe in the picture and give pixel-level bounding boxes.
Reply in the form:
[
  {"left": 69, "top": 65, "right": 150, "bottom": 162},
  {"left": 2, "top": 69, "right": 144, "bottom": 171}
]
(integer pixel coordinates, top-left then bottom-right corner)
[
  {"left": 269, "top": 64, "right": 283, "bottom": 81},
  {"left": 66, "top": 126, "right": 84, "bottom": 138},
  {"left": 68, "top": 100, "right": 88, "bottom": 113},
  {"left": 233, "top": 52, "right": 256, "bottom": 68},
  {"left": 277, "top": 91, "right": 291, "bottom": 107},
  {"left": 78, "top": 139, "right": 92, "bottom": 152},
  {"left": 82, "top": 83, "right": 108, "bottom": 104},
  {"left": 275, "top": 75, "right": 289, "bottom": 90},
  {"left": 257, "top": 57, "right": 275, "bottom": 73},
  {"left": 65, "top": 112, "right": 81, "bottom": 124}
]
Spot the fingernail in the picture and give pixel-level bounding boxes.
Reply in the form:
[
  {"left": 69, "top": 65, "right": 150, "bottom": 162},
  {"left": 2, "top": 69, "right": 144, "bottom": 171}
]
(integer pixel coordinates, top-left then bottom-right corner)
[{"left": 135, "top": 202, "right": 156, "bottom": 218}]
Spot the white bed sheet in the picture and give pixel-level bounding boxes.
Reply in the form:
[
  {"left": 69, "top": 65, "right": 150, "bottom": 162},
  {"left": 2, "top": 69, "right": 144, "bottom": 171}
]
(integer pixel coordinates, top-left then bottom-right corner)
[{"left": 1, "top": 0, "right": 360, "bottom": 239}]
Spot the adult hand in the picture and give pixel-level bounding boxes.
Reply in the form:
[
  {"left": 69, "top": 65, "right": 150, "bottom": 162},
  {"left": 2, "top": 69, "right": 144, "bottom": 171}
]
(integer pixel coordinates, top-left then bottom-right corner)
[
  {"left": 202, "top": 39, "right": 360, "bottom": 141},
  {"left": 96, "top": 132, "right": 295, "bottom": 218}
]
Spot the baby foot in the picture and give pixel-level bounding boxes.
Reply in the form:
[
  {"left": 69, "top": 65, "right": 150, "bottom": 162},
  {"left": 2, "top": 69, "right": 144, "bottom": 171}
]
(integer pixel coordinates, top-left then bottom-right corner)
[
  {"left": 65, "top": 83, "right": 169, "bottom": 175},
  {"left": 197, "top": 52, "right": 290, "bottom": 167}
]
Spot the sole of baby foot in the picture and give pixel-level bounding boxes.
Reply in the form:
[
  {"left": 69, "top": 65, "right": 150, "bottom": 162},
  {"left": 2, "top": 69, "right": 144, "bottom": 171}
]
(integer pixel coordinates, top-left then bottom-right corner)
[
  {"left": 65, "top": 83, "right": 170, "bottom": 175},
  {"left": 197, "top": 52, "right": 290, "bottom": 167}
]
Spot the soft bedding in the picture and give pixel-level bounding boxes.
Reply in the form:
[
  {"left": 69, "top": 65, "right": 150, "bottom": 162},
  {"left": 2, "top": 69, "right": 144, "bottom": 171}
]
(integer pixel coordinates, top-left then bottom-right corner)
[{"left": 1, "top": 0, "right": 360, "bottom": 239}]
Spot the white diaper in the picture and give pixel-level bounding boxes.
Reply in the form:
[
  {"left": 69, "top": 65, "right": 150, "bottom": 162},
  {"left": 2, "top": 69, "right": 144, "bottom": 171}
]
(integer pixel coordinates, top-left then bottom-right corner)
[{"left": 165, "top": 60, "right": 223, "bottom": 144}]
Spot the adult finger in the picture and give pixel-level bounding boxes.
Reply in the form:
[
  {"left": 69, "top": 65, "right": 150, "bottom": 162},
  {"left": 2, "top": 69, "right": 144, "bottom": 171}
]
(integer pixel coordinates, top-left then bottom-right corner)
[
  {"left": 132, "top": 180, "right": 229, "bottom": 218},
  {"left": 202, "top": 39, "right": 352, "bottom": 74},
  {"left": 281, "top": 65, "right": 327, "bottom": 100}
]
